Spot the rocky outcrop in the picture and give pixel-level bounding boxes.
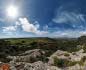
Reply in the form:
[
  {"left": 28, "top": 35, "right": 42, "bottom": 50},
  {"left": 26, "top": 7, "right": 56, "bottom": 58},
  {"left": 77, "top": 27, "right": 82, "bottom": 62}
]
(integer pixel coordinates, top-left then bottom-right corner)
[
  {"left": 9, "top": 61, "right": 86, "bottom": 70},
  {"left": 48, "top": 49, "right": 86, "bottom": 65},
  {"left": 9, "top": 61, "right": 62, "bottom": 70},
  {"left": 1, "top": 49, "right": 86, "bottom": 70},
  {"left": 8, "top": 49, "right": 46, "bottom": 63}
]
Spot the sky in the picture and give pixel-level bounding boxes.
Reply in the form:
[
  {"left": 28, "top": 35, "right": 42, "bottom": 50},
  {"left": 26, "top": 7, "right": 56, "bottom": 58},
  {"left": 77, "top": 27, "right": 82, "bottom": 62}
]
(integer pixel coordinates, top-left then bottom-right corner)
[{"left": 0, "top": 0, "right": 86, "bottom": 38}]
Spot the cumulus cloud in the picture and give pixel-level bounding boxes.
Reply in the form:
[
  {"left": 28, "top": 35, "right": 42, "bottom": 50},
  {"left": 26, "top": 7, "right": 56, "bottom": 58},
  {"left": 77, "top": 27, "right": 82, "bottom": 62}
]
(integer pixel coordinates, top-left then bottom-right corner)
[
  {"left": 17, "top": 18, "right": 48, "bottom": 35},
  {"left": 19, "top": 18, "right": 38, "bottom": 33},
  {"left": 2, "top": 18, "right": 48, "bottom": 36},
  {"left": 3, "top": 16, "right": 86, "bottom": 38},
  {"left": 2, "top": 17, "right": 86, "bottom": 38}
]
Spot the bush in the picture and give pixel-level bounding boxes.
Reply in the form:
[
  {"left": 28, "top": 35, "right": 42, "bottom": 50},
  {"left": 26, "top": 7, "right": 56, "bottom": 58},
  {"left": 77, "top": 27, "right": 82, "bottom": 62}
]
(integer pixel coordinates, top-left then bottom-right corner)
[
  {"left": 53, "top": 57, "right": 69, "bottom": 67},
  {"left": 83, "top": 45, "right": 86, "bottom": 53},
  {"left": 79, "top": 56, "right": 86, "bottom": 66},
  {"left": 29, "top": 56, "right": 36, "bottom": 63},
  {"left": 64, "top": 53, "right": 70, "bottom": 57},
  {"left": 53, "top": 57, "right": 77, "bottom": 67}
]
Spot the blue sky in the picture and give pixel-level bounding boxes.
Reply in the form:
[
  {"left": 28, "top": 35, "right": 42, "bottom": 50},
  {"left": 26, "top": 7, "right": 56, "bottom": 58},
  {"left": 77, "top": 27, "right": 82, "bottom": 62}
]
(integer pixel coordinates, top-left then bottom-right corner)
[{"left": 0, "top": 0, "right": 86, "bottom": 38}]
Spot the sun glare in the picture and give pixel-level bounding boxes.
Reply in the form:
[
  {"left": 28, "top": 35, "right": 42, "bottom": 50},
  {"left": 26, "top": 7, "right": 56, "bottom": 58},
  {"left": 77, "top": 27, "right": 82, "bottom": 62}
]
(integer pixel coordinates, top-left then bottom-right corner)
[{"left": 6, "top": 5, "right": 18, "bottom": 18}]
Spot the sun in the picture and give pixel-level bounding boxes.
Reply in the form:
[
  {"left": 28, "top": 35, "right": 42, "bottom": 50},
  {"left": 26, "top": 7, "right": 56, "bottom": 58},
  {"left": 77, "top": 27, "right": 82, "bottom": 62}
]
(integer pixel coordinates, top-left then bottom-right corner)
[{"left": 6, "top": 5, "right": 18, "bottom": 18}]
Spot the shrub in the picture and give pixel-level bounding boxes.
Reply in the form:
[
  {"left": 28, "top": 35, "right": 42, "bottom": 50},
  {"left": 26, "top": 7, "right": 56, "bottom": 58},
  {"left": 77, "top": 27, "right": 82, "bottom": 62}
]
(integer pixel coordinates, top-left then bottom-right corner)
[
  {"left": 53, "top": 57, "right": 69, "bottom": 67},
  {"left": 53, "top": 57, "right": 77, "bottom": 67},
  {"left": 83, "top": 45, "right": 86, "bottom": 53},
  {"left": 79, "top": 56, "right": 86, "bottom": 66},
  {"left": 69, "top": 61, "right": 78, "bottom": 66},
  {"left": 29, "top": 56, "right": 36, "bottom": 63},
  {"left": 64, "top": 53, "right": 70, "bottom": 57}
]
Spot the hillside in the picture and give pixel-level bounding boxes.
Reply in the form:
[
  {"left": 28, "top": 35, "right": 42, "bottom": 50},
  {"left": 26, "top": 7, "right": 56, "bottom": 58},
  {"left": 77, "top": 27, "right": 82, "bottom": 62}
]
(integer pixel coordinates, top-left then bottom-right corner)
[{"left": 0, "top": 36, "right": 86, "bottom": 70}]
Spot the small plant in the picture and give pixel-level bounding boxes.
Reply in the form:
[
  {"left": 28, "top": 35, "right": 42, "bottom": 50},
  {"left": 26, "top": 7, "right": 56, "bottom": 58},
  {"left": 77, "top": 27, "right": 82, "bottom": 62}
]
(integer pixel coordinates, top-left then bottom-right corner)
[
  {"left": 29, "top": 56, "right": 36, "bottom": 63},
  {"left": 64, "top": 53, "right": 70, "bottom": 57},
  {"left": 83, "top": 46, "right": 86, "bottom": 53},
  {"left": 69, "top": 61, "right": 78, "bottom": 66},
  {"left": 79, "top": 56, "right": 86, "bottom": 66},
  {"left": 53, "top": 57, "right": 69, "bottom": 67}
]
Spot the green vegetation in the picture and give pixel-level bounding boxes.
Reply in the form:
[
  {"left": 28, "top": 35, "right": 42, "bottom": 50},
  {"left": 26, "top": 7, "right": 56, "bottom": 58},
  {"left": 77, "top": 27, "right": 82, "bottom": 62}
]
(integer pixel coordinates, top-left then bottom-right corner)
[
  {"left": 53, "top": 56, "right": 86, "bottom": 67},
  {"left": 83, "top": 45, "right": 86, "bottom": 53},
  {"left": 0, "top": 36, "right": 85, "bottom": 63},
  {"left": 64, "top": 53, "right": 70, "bottom": 57},
  {"left": 1, "top": 37, "right": 81, "bottom": 54},
  {"left": 53, "top": 57, "right": 77, "bottom": 67},
  {"left": 79, "top": 56, "right": 86, "bottom": 66}
]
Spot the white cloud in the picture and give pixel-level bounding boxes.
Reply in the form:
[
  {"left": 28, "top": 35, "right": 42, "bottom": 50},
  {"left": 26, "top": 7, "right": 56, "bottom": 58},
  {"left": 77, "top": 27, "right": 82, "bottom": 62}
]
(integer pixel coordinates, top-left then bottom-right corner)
[
  {"left": 3, "top": 26, "right": 16, "bottom": 32},
  {"left": 2, "top": 18, "right": 48, "bottom": 36},
  {"left": 18, "top": 18, "right": 48, "bottom": 35},
  {"left": 2, "top": 17, "right": 86, "bottom": 38},
  {"left": 50, "top": 6, "right": 86, "bottom": 38},
  {"left": 15, "top": 21, "right": 21, "bottom": 26},
  {"left": 19, "top": 18, "right": 37, "bottom": 33},
  {"left": 2, "top": 26, "right": 17, "bottom": 35},
  {"left": 53, "top": 7, "right": 85, "bottom": 25},
  {"left": 47, "top": 30, "right": 86, "bottom": 38},
  {"left": 36, "top": 31, "right": 49, "bottom": 35},
  {"left": 3, "top": 17, "right": 86, "bottom": 38}
]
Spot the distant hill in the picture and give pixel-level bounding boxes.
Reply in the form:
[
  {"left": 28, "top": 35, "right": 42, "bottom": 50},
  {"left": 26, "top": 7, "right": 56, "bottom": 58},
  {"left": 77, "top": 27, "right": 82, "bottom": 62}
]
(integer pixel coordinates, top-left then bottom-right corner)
[{"left": 78, "top": 36, "right": 86, "bottom": 45}]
